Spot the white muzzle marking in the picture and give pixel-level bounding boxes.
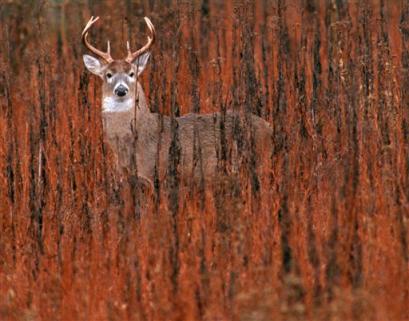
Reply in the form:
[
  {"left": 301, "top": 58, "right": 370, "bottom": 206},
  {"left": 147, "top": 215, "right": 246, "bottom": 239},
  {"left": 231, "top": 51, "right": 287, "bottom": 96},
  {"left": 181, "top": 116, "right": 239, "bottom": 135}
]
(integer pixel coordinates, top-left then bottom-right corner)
[
  {"left": 114, "top": 82, "right": 129, "bottom": 92},
  {"left": 103, "top": 96, "right": 134, "bottom": 113}
]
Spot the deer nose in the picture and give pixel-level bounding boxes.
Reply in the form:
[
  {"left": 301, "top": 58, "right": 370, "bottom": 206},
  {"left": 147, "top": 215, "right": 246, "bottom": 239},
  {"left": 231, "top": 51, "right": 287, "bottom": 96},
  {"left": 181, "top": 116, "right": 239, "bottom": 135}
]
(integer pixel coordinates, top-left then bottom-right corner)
[{"left": 115, "top": 85, "right": 128, "bottom": 97}]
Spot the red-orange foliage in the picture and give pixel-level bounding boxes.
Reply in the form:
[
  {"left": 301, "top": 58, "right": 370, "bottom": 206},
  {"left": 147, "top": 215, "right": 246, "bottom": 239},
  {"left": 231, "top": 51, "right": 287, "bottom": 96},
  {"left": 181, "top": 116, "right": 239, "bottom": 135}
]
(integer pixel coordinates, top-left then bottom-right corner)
[{"left": 0, "top": 1, "right": 408, "bottom": 320}]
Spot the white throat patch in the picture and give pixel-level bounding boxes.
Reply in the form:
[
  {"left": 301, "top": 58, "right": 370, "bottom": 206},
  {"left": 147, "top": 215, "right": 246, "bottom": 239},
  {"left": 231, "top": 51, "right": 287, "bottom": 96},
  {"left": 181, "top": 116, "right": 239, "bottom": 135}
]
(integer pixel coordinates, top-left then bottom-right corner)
[{"left": 102, "top": 97, "right": 134, "bottom": 113}]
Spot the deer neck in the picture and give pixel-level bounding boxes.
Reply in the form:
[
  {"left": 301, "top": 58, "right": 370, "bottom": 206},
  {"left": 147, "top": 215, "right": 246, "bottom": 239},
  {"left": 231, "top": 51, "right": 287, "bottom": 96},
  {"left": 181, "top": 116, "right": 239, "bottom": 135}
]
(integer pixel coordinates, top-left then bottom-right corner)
[
  {"left": 101, "top": 82, "right": 163, "bottom": 180},
  {"left": 101, "top": 82, "right": 155, "bottom": 145}
]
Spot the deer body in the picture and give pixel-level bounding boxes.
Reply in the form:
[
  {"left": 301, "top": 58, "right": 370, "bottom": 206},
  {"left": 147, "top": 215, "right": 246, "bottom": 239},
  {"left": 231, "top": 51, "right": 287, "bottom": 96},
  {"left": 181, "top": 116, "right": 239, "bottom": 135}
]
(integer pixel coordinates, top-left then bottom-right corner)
[
  {"left": 102, "top": 92, "right": 273, "bottom": 183},
  {"left": 82, "top": 16, "right": 272, "bottom": 185}
]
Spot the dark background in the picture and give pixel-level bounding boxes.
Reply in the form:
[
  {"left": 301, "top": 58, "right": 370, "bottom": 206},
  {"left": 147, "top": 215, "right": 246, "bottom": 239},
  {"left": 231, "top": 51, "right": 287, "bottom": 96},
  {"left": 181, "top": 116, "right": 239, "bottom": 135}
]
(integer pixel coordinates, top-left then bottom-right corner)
[{"left": 0, "top": 1, "right": 408, "bottom": 320}]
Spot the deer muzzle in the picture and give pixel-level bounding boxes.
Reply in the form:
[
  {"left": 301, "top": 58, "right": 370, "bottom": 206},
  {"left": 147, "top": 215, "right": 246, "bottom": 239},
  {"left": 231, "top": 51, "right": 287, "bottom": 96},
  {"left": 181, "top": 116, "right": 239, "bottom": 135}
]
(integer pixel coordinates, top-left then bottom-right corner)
[{"left": 114, "top": 84, "right": 129, "bottom": 97}]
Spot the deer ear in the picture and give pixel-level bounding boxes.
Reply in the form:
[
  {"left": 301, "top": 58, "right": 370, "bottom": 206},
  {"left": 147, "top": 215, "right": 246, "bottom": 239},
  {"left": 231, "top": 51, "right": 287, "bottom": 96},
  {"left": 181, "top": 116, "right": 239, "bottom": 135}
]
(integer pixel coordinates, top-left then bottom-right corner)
[
  {"left": 83, "top": 54, "right": 104, "bottom": 76},
  {"left": 132, "top": 52, "right": 151, "bottom": 76}
]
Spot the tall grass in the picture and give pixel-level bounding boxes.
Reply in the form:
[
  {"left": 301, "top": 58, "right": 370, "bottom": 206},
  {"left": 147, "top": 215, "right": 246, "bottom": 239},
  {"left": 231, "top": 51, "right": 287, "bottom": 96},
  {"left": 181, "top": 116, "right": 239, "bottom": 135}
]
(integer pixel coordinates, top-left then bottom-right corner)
[{"left": 0, "top": 1, "right": 408, "bottom": 320}]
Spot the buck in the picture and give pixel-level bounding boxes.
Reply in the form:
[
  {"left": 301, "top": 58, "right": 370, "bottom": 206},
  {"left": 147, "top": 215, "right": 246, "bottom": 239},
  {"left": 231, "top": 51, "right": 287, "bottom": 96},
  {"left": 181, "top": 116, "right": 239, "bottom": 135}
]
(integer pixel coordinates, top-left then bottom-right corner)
[{"left": 82, "top": 16, "right": 273, "bottom": 186}]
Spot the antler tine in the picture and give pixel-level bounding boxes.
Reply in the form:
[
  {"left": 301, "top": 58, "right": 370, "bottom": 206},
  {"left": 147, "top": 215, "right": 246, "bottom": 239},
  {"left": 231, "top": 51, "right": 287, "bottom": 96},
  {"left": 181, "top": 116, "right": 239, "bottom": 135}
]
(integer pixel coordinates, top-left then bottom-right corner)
[
  {"left": 126, "top": 41, "right": 131, "bottom": 56},
  {"left": 82, "top": 16, "right": 113, "bottom": 63},
  {"left": 107, "top": 40, "right": 111, "bottom": 54},
  {"left": 125, "top": 17, "right": 155, "bottom": 63}
]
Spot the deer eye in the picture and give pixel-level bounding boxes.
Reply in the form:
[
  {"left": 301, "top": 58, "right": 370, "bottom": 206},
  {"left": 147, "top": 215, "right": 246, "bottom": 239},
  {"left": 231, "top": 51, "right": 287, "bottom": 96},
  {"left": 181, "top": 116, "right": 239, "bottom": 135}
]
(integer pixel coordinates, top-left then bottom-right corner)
[
  {"left": 106, "top": 72, "right": 112, "bottom": 79},
  {"left": 129, "top": 72, "right": 135, "bottom": 78}
]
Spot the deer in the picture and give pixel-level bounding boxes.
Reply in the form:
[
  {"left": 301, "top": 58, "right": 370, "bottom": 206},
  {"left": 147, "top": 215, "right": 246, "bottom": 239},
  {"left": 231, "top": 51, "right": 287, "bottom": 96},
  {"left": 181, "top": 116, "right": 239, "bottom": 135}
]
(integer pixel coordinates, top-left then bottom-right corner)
[{"left": 82, "top": 16, "right": 273, "bottom": 187}]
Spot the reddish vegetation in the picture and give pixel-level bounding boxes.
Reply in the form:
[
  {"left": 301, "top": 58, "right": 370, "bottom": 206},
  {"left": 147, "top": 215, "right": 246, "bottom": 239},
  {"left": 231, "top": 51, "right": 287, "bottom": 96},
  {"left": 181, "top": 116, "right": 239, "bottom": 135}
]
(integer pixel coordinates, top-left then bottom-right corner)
[{"left": 0, "top": 1, "right": 408, "bottom": 320}]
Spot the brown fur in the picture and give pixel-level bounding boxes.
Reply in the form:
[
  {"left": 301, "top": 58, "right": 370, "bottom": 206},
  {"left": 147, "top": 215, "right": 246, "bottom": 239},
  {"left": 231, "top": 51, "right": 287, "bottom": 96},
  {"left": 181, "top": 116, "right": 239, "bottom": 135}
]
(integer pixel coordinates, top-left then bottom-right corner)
[
  {"left": 83, "top": 55, "right": 273, "bottom": 185},
  {"left": 102, "top": 84, "right": 273, "bottom": 185}
]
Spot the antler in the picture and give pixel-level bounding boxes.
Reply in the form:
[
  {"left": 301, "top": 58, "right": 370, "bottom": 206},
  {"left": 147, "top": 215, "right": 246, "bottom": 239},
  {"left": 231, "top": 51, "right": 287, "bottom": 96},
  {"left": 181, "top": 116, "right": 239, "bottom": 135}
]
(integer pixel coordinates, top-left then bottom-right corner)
[
  {"left": 125, "top": 17, "right": 155, "bottom": 63},
  {"left": 82, "top": 16, "right": 113, "bottom": 63}
]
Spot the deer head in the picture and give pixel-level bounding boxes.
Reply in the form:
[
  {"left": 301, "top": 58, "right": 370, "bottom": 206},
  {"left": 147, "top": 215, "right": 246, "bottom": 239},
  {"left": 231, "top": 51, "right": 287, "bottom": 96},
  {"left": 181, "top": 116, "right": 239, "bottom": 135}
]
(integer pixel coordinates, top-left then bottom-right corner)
[{"left": 82, "top": 16, "right": 155, "bottom": 112}]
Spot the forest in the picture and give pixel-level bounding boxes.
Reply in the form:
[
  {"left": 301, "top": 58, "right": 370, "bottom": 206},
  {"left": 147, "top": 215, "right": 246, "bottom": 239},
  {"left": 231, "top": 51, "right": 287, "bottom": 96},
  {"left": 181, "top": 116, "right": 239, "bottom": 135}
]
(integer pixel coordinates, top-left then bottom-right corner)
[{"left": 0, "top": 1, "right": 408, "bottom": 320}]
